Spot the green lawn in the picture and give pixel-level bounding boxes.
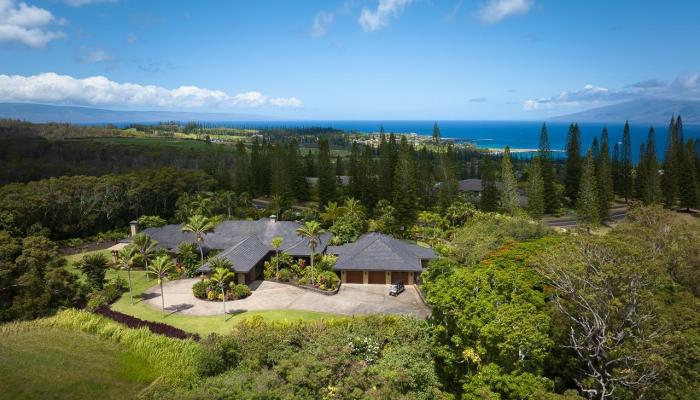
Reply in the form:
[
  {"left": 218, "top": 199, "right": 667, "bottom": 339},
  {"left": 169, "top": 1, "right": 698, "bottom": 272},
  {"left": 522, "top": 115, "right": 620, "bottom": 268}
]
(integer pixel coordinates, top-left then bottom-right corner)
[
  {"left": 64, "top": 248, "right": 111, "bottom": 265},
  {"left": 0, "top": 326, "right": 157, "bottom": 400},
  {"left": 64, "top": 250, "right": 343, "bottom": 336}
]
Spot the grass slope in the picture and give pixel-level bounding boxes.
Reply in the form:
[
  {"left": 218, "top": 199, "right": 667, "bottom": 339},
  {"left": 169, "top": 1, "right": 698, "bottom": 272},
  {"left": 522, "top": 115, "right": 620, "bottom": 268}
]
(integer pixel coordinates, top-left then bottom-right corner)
[{"left": 0, "top": 326, "right": 156, "bottom": 400}]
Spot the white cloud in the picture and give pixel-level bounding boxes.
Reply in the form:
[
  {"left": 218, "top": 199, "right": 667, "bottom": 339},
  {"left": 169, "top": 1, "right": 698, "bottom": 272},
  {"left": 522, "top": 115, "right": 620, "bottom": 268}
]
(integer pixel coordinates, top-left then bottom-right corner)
[
  {"left": 80, "top": 49, "right": 113, "bottom": 63},
  {"left": 0, "top": 72, "right": 303, "bottom": 109},
  {"left": 0, "top": 0, "right": 65, "bottom": 47},
  {"left": 358, "top": 0, "right": 413, "bottom": 32},
  {"left": 476, "top": 0, "right": 533, "bottom": 24},
  {"left": 523, "top": 73, "right": 700, "bottom": 111},
  {"left": 269, "top": 97, "right": 303, "bottom": 108},
  {"left": 64, "top": 0, "right": 116, "bottom": 6},
  {"left": 311, "top": 11, "right": 334, "bottom": 37},
  {"left": 444, "top": 0, "right": 463, "bottom": 23},
  {"left": 232, "top": 91, "right": 267, "bottom": 108}
]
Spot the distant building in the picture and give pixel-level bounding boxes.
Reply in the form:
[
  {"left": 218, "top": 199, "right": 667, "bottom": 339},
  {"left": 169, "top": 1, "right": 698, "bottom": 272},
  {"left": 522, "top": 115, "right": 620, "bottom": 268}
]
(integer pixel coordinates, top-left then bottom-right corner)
[{"left": 437, "top": 178, "right": 528, "bottom": 207}]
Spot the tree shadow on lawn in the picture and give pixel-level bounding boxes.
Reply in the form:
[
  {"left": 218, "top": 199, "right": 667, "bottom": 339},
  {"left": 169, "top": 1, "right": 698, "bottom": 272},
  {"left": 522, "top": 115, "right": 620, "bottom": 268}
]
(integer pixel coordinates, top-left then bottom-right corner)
[
  {"left": 164, "top": 303, "right": 195, "bottom": 315},
  {"left": 139, "top": 292, "right": 160, "bottom": 301},
  {"left": 224, "top": 309, "right": 247, "bottom": 321}
]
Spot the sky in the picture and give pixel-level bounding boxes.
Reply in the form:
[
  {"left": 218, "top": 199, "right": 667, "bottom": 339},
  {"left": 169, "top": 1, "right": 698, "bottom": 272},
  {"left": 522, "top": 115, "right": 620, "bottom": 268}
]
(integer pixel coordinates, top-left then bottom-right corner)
[{"left": 1, "top": 0, "right": 699, "bottom": 120}]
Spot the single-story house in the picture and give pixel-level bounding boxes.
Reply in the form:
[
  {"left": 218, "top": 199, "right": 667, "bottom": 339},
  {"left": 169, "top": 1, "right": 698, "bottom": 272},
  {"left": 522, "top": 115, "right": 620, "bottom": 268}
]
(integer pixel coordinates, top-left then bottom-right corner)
[
  {"left": 126, "top": 217, "right": 332, "bottom": 284},
  {"left": 305, "top": 175, "right": 351, "bottom": 187},
  {"left": 327, "top": 233, "right": 437, "bottom": 285},
  {"left": 127, "top": 219, "right": 437, "bottom": 286}
]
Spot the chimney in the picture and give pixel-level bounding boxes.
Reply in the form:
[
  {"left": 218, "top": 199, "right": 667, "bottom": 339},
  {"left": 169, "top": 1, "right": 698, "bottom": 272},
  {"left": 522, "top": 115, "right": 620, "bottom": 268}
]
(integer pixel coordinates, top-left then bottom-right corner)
[
  {"left": 270, "top": 214, "right": 277, "bottom": 223},
  {"left": 130, "top": 220, "right": 138, "bottom": 237}
]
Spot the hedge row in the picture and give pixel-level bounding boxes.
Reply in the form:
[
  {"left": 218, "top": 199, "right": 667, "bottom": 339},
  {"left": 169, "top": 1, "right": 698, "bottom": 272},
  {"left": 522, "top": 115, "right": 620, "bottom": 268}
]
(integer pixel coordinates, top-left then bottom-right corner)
[{"left": 95, "top": 305, "right": 200, "bottom": 341}]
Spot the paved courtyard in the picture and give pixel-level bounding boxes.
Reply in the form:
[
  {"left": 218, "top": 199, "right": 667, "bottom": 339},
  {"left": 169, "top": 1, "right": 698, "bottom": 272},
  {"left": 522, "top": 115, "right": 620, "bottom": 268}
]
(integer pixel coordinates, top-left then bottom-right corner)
[{"left": 141, "top": 279, "right": 431, "bottom": 319}]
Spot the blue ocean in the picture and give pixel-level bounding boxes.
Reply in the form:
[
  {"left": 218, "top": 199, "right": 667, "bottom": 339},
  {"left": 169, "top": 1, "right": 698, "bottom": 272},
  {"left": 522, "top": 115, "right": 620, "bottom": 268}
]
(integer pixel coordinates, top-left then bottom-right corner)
[{"left": 213, "top": 120, "right": 699, "bottom": 161}]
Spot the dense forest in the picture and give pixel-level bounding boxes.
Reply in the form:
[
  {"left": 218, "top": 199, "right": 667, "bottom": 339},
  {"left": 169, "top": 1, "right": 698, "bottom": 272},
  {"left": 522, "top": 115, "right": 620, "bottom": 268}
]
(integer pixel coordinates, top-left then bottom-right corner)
[{"left": 0, "top": 118, "right": 699, "bottom": 399}]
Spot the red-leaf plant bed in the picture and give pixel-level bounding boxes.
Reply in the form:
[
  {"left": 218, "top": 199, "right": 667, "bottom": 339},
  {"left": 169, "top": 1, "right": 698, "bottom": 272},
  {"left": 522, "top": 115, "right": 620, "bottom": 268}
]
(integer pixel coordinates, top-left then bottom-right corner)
[{"left": 94, "top": 305, "right": 200, "bottom": 341}]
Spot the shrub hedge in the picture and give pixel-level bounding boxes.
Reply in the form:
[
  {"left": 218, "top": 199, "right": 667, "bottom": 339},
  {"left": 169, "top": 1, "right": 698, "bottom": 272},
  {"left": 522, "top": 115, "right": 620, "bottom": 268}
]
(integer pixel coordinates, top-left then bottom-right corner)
[{"left": 94, "top": 305, "right": 200, "bottom": 341}]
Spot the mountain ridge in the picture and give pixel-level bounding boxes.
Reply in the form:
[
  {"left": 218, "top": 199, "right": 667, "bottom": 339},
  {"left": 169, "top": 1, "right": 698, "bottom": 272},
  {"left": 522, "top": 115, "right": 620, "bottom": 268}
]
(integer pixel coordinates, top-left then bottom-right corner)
[
  {"left": 549, "top": 99, "right": 700, "bottom": 124},
  {"left": 0, "top": 103, "right": 279, "bottom": 124}
]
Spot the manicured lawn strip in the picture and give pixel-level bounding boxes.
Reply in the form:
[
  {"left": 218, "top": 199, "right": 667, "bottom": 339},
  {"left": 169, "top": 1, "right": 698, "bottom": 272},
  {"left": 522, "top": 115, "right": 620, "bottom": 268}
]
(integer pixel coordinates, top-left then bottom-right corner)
[
  {"left": 64, "top": 248, "right": 111, "bottom": 265},
  {"left": 0, "top": 325, "right": 156, "bottom": 400},
  {"left": 111, "top": 291, "right": 342, "bottom": 337}
]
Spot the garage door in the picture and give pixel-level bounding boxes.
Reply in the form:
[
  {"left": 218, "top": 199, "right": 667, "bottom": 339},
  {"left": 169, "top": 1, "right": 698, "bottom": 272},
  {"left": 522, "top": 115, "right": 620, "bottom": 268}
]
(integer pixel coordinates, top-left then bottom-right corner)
[
  {"left": 368, "top": 271, "right": 385, "bottom": 284},
  {"left": 391, "top": 272, "right": 409, "bottom": 284},
  {"left": 346, "top": 271, "right": 363, "bottom": 283}
]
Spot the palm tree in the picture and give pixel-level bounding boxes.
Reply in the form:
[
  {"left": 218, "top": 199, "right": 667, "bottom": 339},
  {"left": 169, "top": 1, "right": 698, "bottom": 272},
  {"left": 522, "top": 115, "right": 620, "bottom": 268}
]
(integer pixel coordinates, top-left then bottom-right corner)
[
  {"left": 218, "top": 190, "right": 237, "bottom": 218},
  {"left": 238, "top": 192, "right": 251, "bottom": 208},
  {"left": 296, "top": 221, "right": 324, "bottom": 285},
  {"left": 131, "top": 232, "right": 158, "bottom": 270},
  {"left": 77, "top": 252, "right": 110, "bottom": 289},
  {"left": 270, "top": 193, "right": 284, "bottom": 218},
  {"left": 320, "top": 201, "right": 342, "bottom": 226},
  {"left": 116, "top": 246, "right": 139, "bottom": 304},
  {"left": 147, "top": 255, "right": 175, "bottom": 316},
  {"left": 208, "top": 259, "right": 234, "bottom": 321},
  {"left": 271, "top": 236, "right": 284, "bottom": 277},
  {"left": 182, "top": 214, "right": 216, "bottom": 265},
  {"left": 192, "top": 194, "right": 214, "bottom": 216},
  {"left": 341, "top": 197, "right": 364, "bottom": 218}
]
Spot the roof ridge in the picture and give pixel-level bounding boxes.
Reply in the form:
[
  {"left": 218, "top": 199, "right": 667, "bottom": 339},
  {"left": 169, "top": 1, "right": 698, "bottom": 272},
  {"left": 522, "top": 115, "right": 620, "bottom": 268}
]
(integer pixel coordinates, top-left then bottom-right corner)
[
  {"left": 342, "top": 232, "right": 382, "bottom": 258},
  {"left": 376, "top": 235, "right": 422, "bottom": 267},
  {"left": 209, "top": 233, "right": 263, "bottom": 261}
]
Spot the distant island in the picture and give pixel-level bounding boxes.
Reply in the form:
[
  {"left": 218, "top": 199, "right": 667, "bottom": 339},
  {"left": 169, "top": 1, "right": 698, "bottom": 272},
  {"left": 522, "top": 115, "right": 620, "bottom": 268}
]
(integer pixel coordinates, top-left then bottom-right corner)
[
  {"left": 0, "top": 103, "right": 279, "bottom": 124},
  {"left": 551, "top": 98, "right": 700, "bottom": 124}
]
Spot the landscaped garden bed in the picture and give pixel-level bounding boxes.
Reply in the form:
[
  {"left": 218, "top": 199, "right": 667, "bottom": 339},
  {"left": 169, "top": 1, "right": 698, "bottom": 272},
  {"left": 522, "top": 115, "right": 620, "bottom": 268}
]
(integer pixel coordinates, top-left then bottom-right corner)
[
  {"left": 94, "top": 305, "right": 200, "bottom": 341},
  {"left": 265, "top": 254, "right": 340, "bottom": 293},
  {"left": 192, "top": 278, "right": 252, "bottom": 301}
]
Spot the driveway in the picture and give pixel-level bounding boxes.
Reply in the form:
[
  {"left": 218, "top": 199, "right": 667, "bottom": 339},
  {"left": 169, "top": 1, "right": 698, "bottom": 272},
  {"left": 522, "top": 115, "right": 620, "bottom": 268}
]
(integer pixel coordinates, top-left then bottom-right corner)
[{"left": 141, "top": 279, "right": 431, "bottom": 319}]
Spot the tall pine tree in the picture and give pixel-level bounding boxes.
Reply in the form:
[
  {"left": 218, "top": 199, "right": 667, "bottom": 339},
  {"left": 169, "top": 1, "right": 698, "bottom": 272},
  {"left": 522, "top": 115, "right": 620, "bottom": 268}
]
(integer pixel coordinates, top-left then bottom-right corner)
[
  {"left": 612, "top": 141, "right": 621, "bottom": 195},
  {"left": 564, "top": 123, "right": 582, "bottom": 206},
  {"left": 432, "top": 122, "right": 441, "bottom": 144},
  {"left": 317, "top": 137, "right": 336, "bottom": 207},
  {"left": 679, "top": 138, "right": 699, "bottom": 211},
  {"left": 500, "top": 146, "right": 520, "bottom": 215},
  {"left": 642, "top": 127, "right": 662, "bottom": 204},
  {"left": 596, "top": 127, "right": 614, "bottom": 220},
  {"left": 577, "top": 150, "right": 599, "bottom": 229},
  {"left": 620, "top": 121, "right": 633, "bottom": 202},
  {"left": 539, "top": 123, "right": 559, "bottom": 213},
  {"left": 662, "top": 116, "right": 683, "bottom": 207},
  {"left": 392, "top": 137, "right": 418, "bottom": 233},
  {"left": 527, "top": 156, "right": 545, "bottom": 219},
  {"left": 233, "top": 141, "right": 251, "bottom": 195},
  {"left": 480, "top": 154, "right": 499, "bottom": 211}
]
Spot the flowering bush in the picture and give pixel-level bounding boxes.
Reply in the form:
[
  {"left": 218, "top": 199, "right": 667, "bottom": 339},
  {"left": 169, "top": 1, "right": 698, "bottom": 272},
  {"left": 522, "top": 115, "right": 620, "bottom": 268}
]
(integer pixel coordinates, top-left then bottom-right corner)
[
  {"left": 192, "top": 279, "right": 209, "bottom": 299},
  {"left": 195, "top": 279, "right": 250, "bottom": 301},
  {"left": 276, "top": 268, "right": 292, "bottom": 282},
  {"left": 290, "top": 259, "right": 307, "bottom": 277},
  {"left": 316, "top": 254, "right": 337, "bottom": 272},
  {"left": 232, "top": 284, "right": 252, "bottom": 299},
  {"left": 317, "top": 271, "right": 340, "bottom": 291},
  {"left": 349, "top": 336, "right": 381, "bottom": 364}
]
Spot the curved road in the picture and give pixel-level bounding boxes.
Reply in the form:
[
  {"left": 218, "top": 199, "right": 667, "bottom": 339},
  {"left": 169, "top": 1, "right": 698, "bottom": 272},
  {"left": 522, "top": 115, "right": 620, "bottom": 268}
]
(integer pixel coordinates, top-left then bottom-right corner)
[{"left": 545, "top": 204, "right": 629, "bottom": 228}]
